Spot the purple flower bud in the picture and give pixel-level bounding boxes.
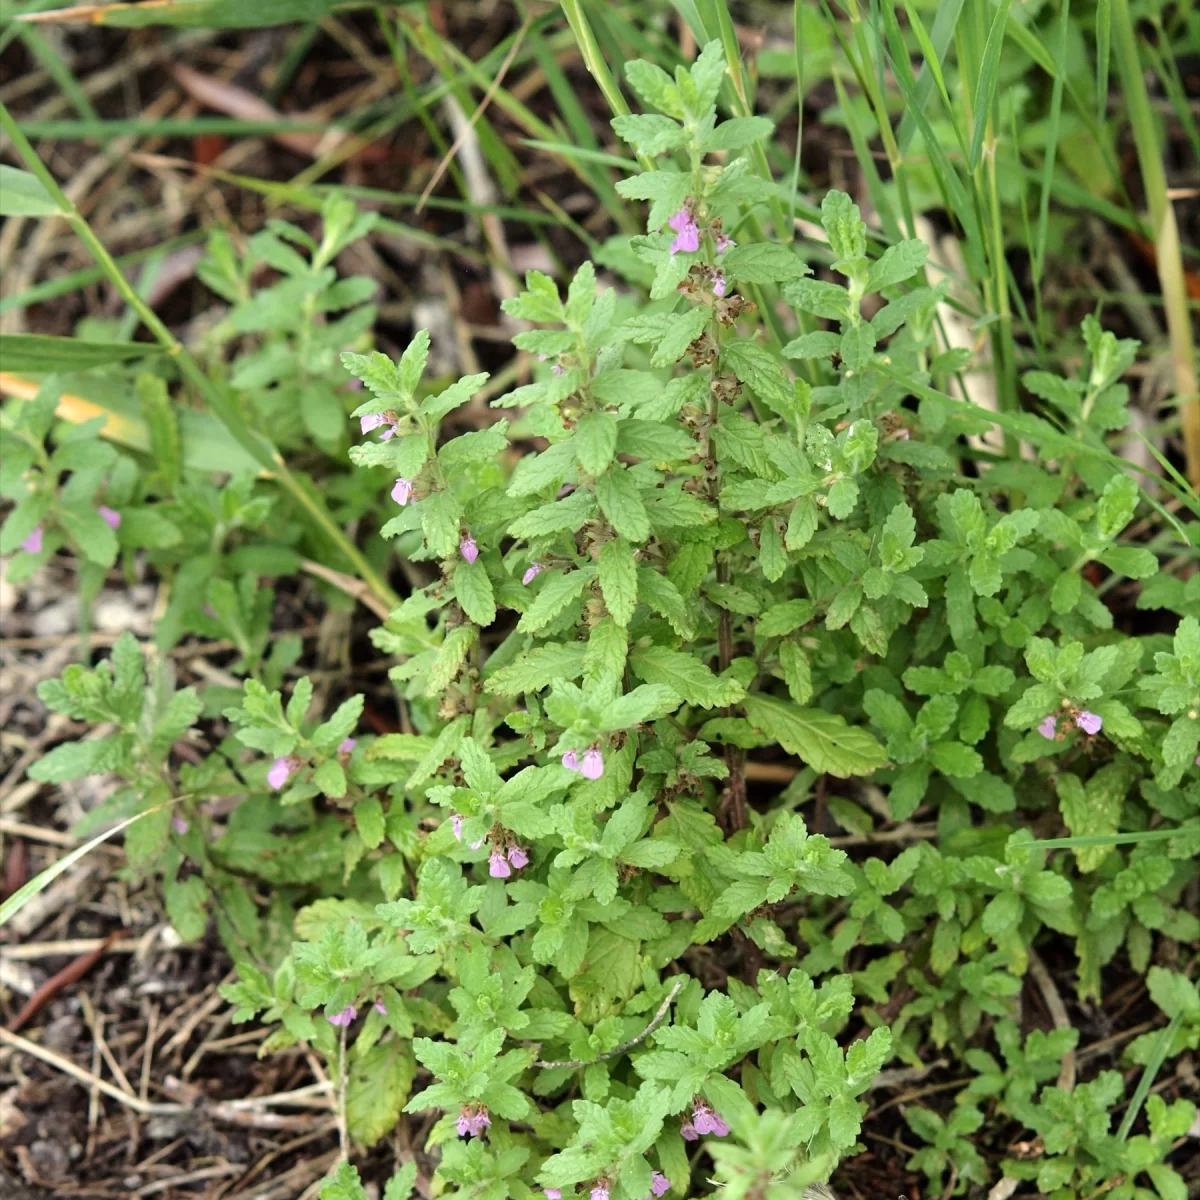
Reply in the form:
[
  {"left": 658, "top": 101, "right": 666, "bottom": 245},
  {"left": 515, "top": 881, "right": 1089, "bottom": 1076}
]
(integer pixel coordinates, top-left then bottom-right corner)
[
  {"left": 339, "top": 738, "right": 357, "bottom": 754},
  {"left": 327, "top": 1005, "right": 357, "bottom": 1028},
  {"left": 543, "top": 1191, "right": 561, "bottom": 1200},
  {"left": 507, "top": 845, "right": 529, "bottom": 869},
  {"left": 551, "top": 363, "right": 566, "bottom": 376},
  {"left": 373, "top": 1000, "right": 387, "bottom": 1015},
  {"left": 523, "top": 562, "right": 545, "bottom": 585},
  {"left": 392, "top": 477, "right": 413, "bottom": 505},
  {"left": 715, "top": 233, "right": 735, "bottom": 254},
  {"left": 472, "top": 1107, "right": 491, "bottom": 1135},
  {"left": 562, "top": 750, "right": 580, "bottom": 772},
  {"left": 489, "top": 849, "right": 512, "bottom": 878},
  {"left": 591, "top": 1186, "right": 609, "bottom": 1200},
  {"left": 457, "top": 1111, "right": 472, "bottom": 1137},
  {"left": 1075, "top": 710, "right": 1103, "bottom": 736},
  {"left": 650, "top": 1172, "right": 671, "bottom": 1197},
  {"left": 1037, "top": 715, "right": 1058, "bottom": 740},
  {"left": 667, "top": 207, "right": 699, "bottom": 255},
  {"left": 172, "top": 816, "right": 189, "bottom": 835},
  {"left": 580, "top": 749, "right": 604, "bottom": 780},
  {"left": 680, "top": 1120, "right": 698, "bottom": 1141},
  {"left": 712, "top": 270, "right": 727, "bottom": 299},
  {"left": 451, "top": 814, "right": 464, "bottom": 841},
  {"left": 1195, "top": 755, "right": 1200, "bottom": 767},
  {"left": 470, "top": 836, "right": 485, "bottom": 850},
  {"left": 21, "top": 526, "right": 43, "bottom": 554},
  {"left": 97, "top": 505, "right": 121, "bottom": 530},
  {"left": 460, "top": 536, "right": 479, "bottom": 564},
  {"left": 267, "top": 756, "right": 297, "bottom": 790}
]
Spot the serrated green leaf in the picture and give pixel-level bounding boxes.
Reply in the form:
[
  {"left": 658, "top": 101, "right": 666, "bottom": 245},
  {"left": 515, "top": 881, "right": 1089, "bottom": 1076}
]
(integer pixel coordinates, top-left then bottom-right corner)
[
  {"left": 454, "top": 559, "right": 496, "bottom": 626},
  {"left": 630, "top": 646, "right": 744, "bottom": 708},
  {"left": 743, "top": 694, "right": 887, "bottom": 778},
  {"left": 598, "top": 538, "right": 637, "bottom": 627}
]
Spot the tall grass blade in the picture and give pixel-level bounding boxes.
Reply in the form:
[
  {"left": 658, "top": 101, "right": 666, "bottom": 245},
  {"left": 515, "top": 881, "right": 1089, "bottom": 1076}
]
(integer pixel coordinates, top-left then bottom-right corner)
[
  {"left": 968, "top": 0, "right": 1013, "bottom": 171},
  {"left": 0, "top": 805, "right": 169, "bottom": 930},
  {"left": 1110, "top": 0, "right": 1200, "bottom": 488}
]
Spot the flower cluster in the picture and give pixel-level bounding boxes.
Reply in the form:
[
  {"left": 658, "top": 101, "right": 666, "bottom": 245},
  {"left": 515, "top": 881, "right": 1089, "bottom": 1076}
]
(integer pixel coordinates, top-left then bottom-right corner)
[
  {"left": 456, "top": 1103, "right": 491, "bottom": 1138},
  {"left": 562, "top": 748, "right": 604, "bottom": 780},
  {"left": 680, "top": 1100, "right": 729, "bottom": 1140}
]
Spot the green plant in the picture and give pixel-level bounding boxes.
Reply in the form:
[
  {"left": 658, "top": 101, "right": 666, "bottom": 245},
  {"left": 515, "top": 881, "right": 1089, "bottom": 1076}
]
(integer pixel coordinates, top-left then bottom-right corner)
[{"left": 5, "top": 20, "right": 1199, "bottom": 1200}]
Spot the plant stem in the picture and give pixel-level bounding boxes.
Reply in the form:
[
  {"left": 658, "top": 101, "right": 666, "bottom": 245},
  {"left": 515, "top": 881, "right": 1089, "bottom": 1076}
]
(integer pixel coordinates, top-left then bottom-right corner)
[{"left": 0, "top": 101, "right": 400, "bottom": 613}]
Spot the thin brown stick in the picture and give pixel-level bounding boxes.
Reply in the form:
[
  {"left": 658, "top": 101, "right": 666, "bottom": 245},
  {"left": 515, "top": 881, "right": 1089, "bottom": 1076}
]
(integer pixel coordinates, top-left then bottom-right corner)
[
  {"left": 533, "top": 978, "right": 684, "bottom": 1069},
  {"left": 415, "top": 16, "right": 532, "bottom": 214},
  {"left": 9, "top": 932, "right": 125, "bottom": 1032},
  {"left": 300, "top": 558, "right": 391, "bottom": 621},
  {"left": 1027, "top": 946, "right": 1075, "bottom": 1091},
  {"left": 0, "top": 1024, "right": 186, "bottom": 1115}
]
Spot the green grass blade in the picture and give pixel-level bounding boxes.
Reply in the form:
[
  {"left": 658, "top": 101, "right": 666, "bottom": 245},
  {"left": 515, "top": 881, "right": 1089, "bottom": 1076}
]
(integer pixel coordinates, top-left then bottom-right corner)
[
  {"left": 1095, "top": 0, "right": 1111, "bottom": 130},
  {"left": 1111, "top": 0, "right": 1200, "bottom": 487},
  {"left": 0, "top": 804, "right": 170, "bottom": 930},
  {"left": 15, "top": 25, "right": 97, "bottom": 119},
  {"left": 1031, "top": 829, "right": 1181, "bottom": 850},
  {"left": 0, "top": 232, "right": 206, "bottom": 316},
  {"left": 896, "top": 0, "right": 966, "bottom": 155},
  {"left": 0, "top": 333, "right": 164, "bottom": 371},
  {"left": 967, "top": 0, "right": 1013, "bottom": 170},
  {"left": 17, "top": 117, "right": 335, "bottom": 138},
  {"left": 1031, "top": 0, "right": 1070, "bottom": 301},
  {"left": 1116, "top": 1016, "right": 1181, "bottom": 1141}
]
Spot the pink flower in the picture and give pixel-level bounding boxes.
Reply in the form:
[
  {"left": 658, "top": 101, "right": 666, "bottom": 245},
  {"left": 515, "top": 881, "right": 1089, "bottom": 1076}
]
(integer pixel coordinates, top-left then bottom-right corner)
[
  {"left": 374, "top": 1000, "right": 387, "bottom": 1015},
  {"left": 562, "top": 750, "right": 580, "bottom": 772},
  {"left": 457, "top": 1104, "right": 490, "bottom": 1137},
  {"left": 97, "top": 505, "right": 121, "bottom": 530},
  {"left": 523, "top": 562, "right": 545, "bottom": 585},
  {"left": 339, "top": 738, "right": 357, "bottom": 754},
  {"left": 1037, "top": 715, "right": 1058, "bottom": 740},
  {"left": 691, "top": 1101, "right": 729, "bottom": 1136},
  {"left": 460, "top": 536, "right": 479, "bottom": 564},
  {"left": 327, "top": 1005, "right": 357, "bottom": 1028},
  {"left": 361, "top": 411, "right": 398, "bottom": 437},
  {"left": 551, "top": 363, "right": 565, "bottom": 376},
  {"left": 267, "top": 756, "right": 297, "bottom": 790},
  {"left": 21, "top": 526, "right": 43, "bottom": 554},
  {"left": 507, "top": 845, "right": 529, "bottom": 869},
  {"left": 489, "top": 849, "right": 512, "bottom": 878},
  {"left": 668, "top": 207, "right": 700, "bottom": 255},
  {"left": 712, "top": 270, "right": 727, "bottom": 298},
  {"left": 172, "top": 816, "right": 189, "bottom": 835},
  {"left": 591, "top": 1186, "right": 609, "bottom": 1200},
  {"left": 1075, "top": 711, "right": 1102, "bottom": 736},
  {"left": 451, "top": 814, "right": 464, "bottom": 841},
  {"left": 580, "top": 749, "right": 604, "bottom": 780},
  {"left": 1195, "top": 755, "right": 1200, "bottom": 767},
  {"left": 392, "top": 477, "right": 413, "bottom": 505},
  {"left": 650, "top": 1172, "right": 671, "bottom": 1198},
  {"left": 715, "top": 233, "right": 735, "bottom": 254},
  {"left": 680, "top": 1120, "right": 698, "bottom": 1141},
  {"left": 544, "top": 1192, "right": 561, "bottom": 1200}
]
